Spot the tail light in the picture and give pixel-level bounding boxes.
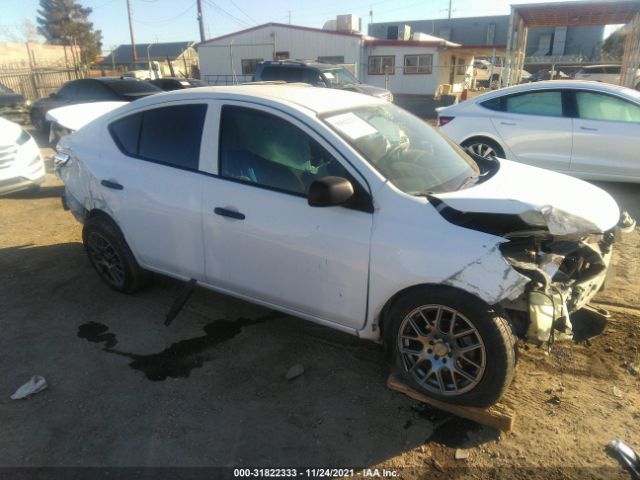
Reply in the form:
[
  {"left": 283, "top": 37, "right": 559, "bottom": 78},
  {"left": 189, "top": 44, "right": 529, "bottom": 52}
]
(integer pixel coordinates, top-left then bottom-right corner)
[{"left": 438, "top": 116, "right": 454, "bottom": 127}]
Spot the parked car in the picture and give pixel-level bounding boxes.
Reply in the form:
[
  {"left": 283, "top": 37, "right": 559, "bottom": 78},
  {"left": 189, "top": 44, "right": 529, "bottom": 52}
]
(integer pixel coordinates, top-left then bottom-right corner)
[
  {"left": 574, "top": 64, "right": 640, "bottom": 90},
  {"left": 149, "top": 77, "right": 205, "bottom": 91},
  {"left": 30, "top": 77, "right": 162, "bottom": 132},
  {"left": 0, "top": 83, "right": 29, "bottom": 124},
  {"left": 254, "top": 60, "right": 393, "bottom": 102},
  {"left": 437, "top": 80, "right": 640, "bottom": 183},
  {"left": 54, "top": 84, "right": 632, "bottom": 407},
  {"left": 0, "top": 117, "right": 45, "bottom": 195},
  {"left": 525, "top": 69, "right": 570, "bottom": 82},
  {"left": 473, "top": 59, "right": 530, "bottom": 87}
]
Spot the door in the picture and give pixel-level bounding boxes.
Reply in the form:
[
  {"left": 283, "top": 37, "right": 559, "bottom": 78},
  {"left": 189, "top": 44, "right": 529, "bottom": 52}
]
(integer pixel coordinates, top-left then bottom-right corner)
[
  {"left": 201, "top": 103, "right": 373, "bottom": 329},
  {"left": 96, "top": 102, "right": 209, "bottom": 279},
  {"left": 490, "top": 89, "right": 572, "bottom": 172},
  {"left": 570, "top": 90, "right": 640, "bottom": 180}
]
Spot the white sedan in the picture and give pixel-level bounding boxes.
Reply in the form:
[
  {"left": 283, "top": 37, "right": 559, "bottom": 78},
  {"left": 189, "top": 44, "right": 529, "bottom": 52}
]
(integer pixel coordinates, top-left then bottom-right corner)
[
  {"left": 54, "top": 84, "right": 632, "bottom": 407},
  {"left": 438, "top": 80, "right": 640, "bottom": 182}
]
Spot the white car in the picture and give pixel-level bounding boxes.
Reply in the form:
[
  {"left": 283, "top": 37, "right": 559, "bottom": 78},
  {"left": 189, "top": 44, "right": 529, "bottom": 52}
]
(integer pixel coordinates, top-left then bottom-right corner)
[
  {"left": 54, "top": 84, "right": 632, "bottom": 407},
  {"left": 0, "top": 117, "right": 45, "bottom": 195},
  {"left": 573, "top": 64, "right": 640, "bottom": 90},
  {"left": 438, "top": 81, "right": 640, "bottom": 183}
]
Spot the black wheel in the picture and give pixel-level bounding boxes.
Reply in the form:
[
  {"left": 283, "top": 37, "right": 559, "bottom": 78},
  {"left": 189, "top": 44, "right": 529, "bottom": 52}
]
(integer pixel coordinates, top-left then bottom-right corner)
[
  {"left": 30, "top": 109, "right": 48, "bottom": 133},
  {"left": 462, "top": 137, "right": 504, "bottom": 160},
  {"left": 385, "top": 286, "right": 517, "bottom": 407},
  {"left": 82, "top": 215, "right": 148, "bottom": 293}
]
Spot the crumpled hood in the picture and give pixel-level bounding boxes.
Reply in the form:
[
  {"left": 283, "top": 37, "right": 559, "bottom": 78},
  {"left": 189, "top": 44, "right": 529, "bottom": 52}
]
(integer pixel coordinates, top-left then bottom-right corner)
[
  {"left": 46, "top": 101, "right": 127, "bottom": 131},
  {"left": 433, "top": 158, "right": 620, "bottom": 235}
]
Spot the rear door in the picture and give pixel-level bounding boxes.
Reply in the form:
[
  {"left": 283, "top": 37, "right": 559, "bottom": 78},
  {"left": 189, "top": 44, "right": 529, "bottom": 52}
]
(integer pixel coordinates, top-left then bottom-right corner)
[
  {"left": 490, "top": 89, "right": 573, "bottom": 172},
  {"left": 97, "top": 101, "right": 209, "bottom": 279},
  {"left": 570, "top": 90, "right": 640, "bottom": 180}
]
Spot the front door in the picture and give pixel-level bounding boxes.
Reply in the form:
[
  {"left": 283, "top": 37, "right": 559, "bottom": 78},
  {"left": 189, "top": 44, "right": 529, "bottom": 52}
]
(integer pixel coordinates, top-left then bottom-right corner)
[
  {"left": 570, "top": 90, "right": 640, "bottom": 181},
  {"left": 201, "top": 103, "right": 373, "bottom": 329}
]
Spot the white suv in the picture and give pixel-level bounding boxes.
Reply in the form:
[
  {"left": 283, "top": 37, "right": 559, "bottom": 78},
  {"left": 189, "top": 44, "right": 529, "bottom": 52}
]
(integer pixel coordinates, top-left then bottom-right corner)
[
  {"left": 55, "top": 84, "right": 630, "bottom": 407},
  {"left": 0, "top": 117, "right": 45, "bottom": 195}
]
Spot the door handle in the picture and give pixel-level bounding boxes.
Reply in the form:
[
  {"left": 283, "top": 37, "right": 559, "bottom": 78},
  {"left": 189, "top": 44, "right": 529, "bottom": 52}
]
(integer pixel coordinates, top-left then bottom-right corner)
[
  {"left": 214, "top": 207, "right": 245, "bottom": 220},
  {"left": 101, "top": 179, "right": 123, "bottom": 190},
  {"left": 580, "top": 126, "right": 598, "bottom": 132},
  {"left": 500, "top": 121, "right": 516, "bottom": 126}
]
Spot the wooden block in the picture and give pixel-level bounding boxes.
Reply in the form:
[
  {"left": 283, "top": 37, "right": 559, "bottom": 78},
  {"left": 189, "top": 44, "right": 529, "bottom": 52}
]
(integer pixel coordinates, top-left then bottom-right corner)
[{"left": 386, "top": 374, "right": 516, "bottom": 432}]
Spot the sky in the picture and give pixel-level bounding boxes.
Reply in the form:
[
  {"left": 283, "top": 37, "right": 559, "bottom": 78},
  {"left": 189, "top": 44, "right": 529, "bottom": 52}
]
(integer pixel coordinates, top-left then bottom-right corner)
[{"left": 0, "top": 0, "right": 622, "bottom": 53}]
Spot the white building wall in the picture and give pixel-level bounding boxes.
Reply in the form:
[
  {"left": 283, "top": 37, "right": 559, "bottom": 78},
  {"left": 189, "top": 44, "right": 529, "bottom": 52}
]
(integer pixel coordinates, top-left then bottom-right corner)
[
  {"left": 198, "top": 25, "right": 363, "bottom": 82},
  {"left": 362, "top": 45, "right": 443, "bottom": 95}
]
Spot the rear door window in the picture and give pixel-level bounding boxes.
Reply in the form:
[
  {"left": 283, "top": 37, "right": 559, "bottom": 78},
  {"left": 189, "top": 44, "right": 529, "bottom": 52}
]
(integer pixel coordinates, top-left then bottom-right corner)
[
  {"left": 109, "top": 104, "right": 207, "bottom": 170},
  {"left": 503, "top": 91, "right": 563, "bottom": 117}
]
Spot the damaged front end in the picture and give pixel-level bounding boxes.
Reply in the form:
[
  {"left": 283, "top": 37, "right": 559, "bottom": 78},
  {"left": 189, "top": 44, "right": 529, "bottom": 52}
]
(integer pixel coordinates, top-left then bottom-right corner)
[{"left": 431, "top": 195, "right": 636, "bottom": 346}]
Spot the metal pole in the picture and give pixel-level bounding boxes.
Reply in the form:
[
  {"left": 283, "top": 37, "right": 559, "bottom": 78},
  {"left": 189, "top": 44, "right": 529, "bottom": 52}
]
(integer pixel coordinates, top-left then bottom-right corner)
[
  {"left": 448, "top": 0, "right": 453, "bottom": 19},
  {"left": 197, "top": 0, "right": 206, "bottom": 43},
  {"left": 126, "top": 0, "right": 137, "bottom": 62}
]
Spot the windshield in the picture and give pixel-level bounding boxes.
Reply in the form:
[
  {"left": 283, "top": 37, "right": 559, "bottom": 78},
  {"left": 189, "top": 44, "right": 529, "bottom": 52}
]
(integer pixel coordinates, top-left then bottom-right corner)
[
  {"left": 322, "top": 104, "right": 479, "bottom": 194},
  {"left": 321, "top": 68, "right": 360, "bottom": 87}
]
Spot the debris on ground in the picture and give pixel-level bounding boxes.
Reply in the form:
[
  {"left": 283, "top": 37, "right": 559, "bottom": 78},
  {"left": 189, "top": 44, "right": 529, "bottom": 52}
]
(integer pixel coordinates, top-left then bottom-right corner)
[
  {"left": 621, "top": 362, "right": 639, "bottom": 376},
  {"left": 454, "top": 448, "right": 470, "bottom": 460},
  {"left": 431, "top": 459, "right": 445, "bottom": 472},
  {"left": 608, "top": 439, "right": 640, "bottom": 479},
  {"left": 612, "top": 386, "right": 623, "bottom": 399},
  {"left": 604, "top": 346, "right": 614, "bottom": 353},
  {"left": 10, "top": 376, "right": 47, "bottom": 400},
  {"left": 546, "top": 394, "right": 562, "bottom": 405},
  {"left": 285, "top": 364, "right": 305, "bottom": 381}
]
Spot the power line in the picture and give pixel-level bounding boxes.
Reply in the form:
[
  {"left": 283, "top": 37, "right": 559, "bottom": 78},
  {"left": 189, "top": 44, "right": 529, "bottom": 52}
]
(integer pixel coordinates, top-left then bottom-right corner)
[
  {"left": 134, "top": 1, "right": 196, "bottom": 26},
  {"left": 204, "top": 0, "right": 251, "bottom": 28},
  {"left": 228, "top": 0, "right": 257, "bottom": 25}
]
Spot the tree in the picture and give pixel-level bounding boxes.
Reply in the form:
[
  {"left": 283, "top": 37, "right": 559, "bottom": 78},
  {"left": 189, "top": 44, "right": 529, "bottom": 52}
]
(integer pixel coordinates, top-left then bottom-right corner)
[
  {"left": 602, "top": 27, "right": 627, "bottom": 60},
  {"left": 36, "top": 0, "right": 103, "bottom": 64}
]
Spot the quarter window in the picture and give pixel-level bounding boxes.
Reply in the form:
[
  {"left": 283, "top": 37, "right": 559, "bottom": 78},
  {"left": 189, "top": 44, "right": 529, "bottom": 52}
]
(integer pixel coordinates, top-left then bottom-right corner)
[
  {"left": 109, "top": 104, "right": 207, "bottom": 170},
  {"left": 575, "top": 91, "right": 640, "bottom": 123},
  {"left": 219, "top": 106, "right": 351, "bottom": 196},
  {"left": 503, "top": 91, "right": 563, "bottom": 117},
  {"left": 368, "top": 55, "right": 395, "bottom": 75},
  {"left": 404, "top": 54, "right": 433, "bottom": 74}
]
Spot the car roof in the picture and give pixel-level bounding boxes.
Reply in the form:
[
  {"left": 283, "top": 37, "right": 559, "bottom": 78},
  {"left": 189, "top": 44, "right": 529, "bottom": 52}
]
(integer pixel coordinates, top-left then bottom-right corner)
[
  {"left": 260, "top": 61, "right": 342, "bottom": 70},
  {"left": 469, "top": 80, "right": 640, "bottom": 102},
  {"left": 116, "top": 83, "right": 383, "bottom": 115}
]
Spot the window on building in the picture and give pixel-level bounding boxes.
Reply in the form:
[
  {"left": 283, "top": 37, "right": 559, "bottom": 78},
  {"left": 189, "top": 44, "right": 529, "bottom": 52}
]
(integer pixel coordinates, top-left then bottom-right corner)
[
  {"left": 387, "top": 26, "right": 399, "bottom": 40},
  {"left": 274, "top": 51, "right": 289, "bottom": 60},
  {"left": 368, "top": 56, "right": 395, "bottom": 75},
  {"left": 241, "top": 58, "right": 262, "bottom": 75},
  {"left": 404, "top": 54, "right": 432, "bottom": 74},
  {"left": 456, "top": 58, "right": 466, "bottom": 75},
  {"left": 317, "top": 56, "right": 345, "bottom": 64}
]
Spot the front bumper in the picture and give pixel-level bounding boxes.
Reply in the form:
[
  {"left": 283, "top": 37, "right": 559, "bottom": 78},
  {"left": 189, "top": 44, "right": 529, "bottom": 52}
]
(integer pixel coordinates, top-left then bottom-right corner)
[{"left": 0, "top": 174, "right": 45, "bottom": 195}]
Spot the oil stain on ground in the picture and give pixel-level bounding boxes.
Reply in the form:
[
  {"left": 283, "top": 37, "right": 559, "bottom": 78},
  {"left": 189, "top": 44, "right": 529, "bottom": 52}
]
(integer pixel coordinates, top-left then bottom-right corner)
[{"left": 77, "top": 312, "right": 283, "bottom": 381}]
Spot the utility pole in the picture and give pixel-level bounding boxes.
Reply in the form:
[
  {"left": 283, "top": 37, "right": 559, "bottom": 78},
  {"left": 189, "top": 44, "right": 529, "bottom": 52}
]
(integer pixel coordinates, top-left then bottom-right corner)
[
  {"left": 288, "top": 10, "right": 291, "bottom": 24},
  {"left": 448, "top": 0, "right": 453, "bottom": 19},
  {"left": 126, "top": 0, "right": 137, "bottom": 62},
  {"left": 197, "top": 0, "right": 206, "bottom": 42}
]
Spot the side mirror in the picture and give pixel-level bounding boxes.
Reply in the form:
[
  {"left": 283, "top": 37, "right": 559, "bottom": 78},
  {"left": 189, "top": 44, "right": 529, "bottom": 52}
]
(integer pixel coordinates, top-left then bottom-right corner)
[{"left": 308, "top": 176, "right": 354, "bottom": 207}]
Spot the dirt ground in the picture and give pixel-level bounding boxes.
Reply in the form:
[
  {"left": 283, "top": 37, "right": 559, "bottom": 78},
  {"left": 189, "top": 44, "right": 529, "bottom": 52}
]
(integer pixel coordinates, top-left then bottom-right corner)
[{"left": 0, "top": 136, "right": 638, "bottom": 478}]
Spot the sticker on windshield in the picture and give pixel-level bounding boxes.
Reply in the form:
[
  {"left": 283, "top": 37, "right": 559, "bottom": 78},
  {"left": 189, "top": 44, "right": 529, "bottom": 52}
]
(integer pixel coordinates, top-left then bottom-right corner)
[
  {"left": 325, "top": 112, "right": 377, "bottom": 140},
  {"left": 324, "top": 72, "right": 335, "bottom": 79}
]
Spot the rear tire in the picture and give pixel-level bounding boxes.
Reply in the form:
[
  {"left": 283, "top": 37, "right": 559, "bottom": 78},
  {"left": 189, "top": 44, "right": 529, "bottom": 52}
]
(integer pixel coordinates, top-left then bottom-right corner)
[
  {"left": 82, "top": 214, "right": 148, "bottom": 293},
  {"left": 384, "top": 286, "right": 517, "bottom": 407}
]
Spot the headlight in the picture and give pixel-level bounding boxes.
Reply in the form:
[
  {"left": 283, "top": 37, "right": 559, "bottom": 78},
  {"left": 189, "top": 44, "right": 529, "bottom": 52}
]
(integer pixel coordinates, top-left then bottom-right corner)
[{"left": 16, "top": 129, "right": 31, "bottom": 145}]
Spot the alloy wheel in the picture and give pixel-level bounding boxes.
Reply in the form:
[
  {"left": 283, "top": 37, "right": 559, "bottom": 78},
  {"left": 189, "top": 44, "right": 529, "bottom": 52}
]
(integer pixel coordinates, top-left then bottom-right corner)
[
  {"left": 397, "top": 305, "right": 486, "bottom": 396},
  {"left": 465, "top": 142, "right": 497, "bottom": 159},
  {"left": 86, "top": 232, "right": 126, "bottom": 288}
]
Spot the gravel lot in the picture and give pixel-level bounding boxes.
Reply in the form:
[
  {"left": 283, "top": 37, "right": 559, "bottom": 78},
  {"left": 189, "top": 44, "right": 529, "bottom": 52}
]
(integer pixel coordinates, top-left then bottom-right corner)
[{"left": 0, "top": 132, "right": 638, "bottom": 478}]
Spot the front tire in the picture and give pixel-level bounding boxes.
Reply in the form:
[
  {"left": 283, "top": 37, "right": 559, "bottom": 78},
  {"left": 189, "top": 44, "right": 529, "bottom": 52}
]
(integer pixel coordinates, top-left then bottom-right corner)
[
  {"left": 82, "top": 215, "right": 148, "bottom": 293},
  {"left": 385, "top": 286, "right": 517, "bottom": 407}
]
